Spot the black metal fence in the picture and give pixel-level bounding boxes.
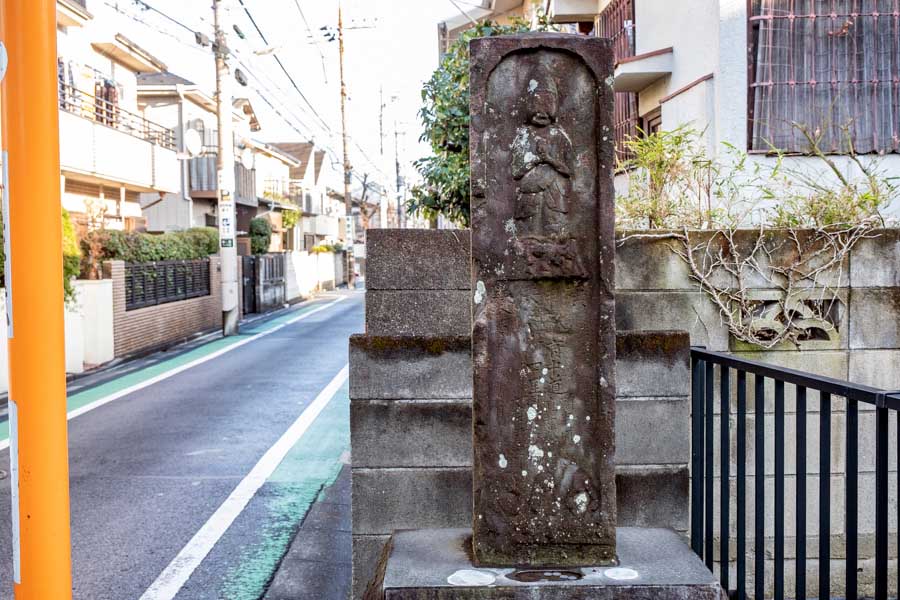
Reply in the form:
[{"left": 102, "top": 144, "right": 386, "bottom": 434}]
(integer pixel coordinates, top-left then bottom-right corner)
[
  {"left": 125, "top": 259, "right": 211, "bottom": 311},
  {"left": 691, "top": 347, "right": 900, "bottom": 600}
]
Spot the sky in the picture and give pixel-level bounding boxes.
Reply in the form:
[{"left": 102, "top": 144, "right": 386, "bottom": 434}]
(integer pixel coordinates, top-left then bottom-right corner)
[{"left": 105, "top": 0, "right": 464, "bottom": 190}]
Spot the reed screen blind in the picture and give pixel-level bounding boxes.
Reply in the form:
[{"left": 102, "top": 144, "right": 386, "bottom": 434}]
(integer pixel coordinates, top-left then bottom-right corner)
[{"left": 749, "top": 0, "right": 900, "bottom": 154}]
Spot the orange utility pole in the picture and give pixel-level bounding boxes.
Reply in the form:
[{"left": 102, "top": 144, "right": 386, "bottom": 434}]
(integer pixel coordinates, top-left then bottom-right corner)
[{"left": 0, "top": 1, "right": 74, "bottom": 598}]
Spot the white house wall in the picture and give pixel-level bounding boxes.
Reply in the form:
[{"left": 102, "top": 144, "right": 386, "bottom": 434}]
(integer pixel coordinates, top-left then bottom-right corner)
[
  {"left": 141, "top": 192, "right": 193, "bottom": 232},
  {"left": 629, "top": 0, "right": 900, "bottom": 217},
  {"left": 634, "top": 0, "right": 719, "bottom": 96}
]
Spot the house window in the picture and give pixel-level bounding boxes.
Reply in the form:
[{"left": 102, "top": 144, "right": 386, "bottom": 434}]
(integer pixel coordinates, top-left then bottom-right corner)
[
  {"left": 642, "top": 109, "right": 663, "bottom": 137},
  {"left": 749, "top": 0, "right": 900, "bottom": 154}
]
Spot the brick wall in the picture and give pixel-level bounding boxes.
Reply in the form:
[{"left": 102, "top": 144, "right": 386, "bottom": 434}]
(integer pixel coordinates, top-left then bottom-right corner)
[{"left": 105, "top": 257, "right": 223, "bottom": 359}]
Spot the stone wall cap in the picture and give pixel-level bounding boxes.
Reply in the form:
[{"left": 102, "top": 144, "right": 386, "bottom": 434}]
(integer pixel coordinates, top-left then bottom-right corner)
[{"left": 350, "top": 334, "right": 471, "bottom": 356}]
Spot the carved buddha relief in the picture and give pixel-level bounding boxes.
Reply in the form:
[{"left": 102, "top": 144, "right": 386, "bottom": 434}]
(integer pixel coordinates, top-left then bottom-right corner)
[
  {"left": 507, "top": 58, "right": 586, "bottom": 281},
  {"left": 510, "top": 60, "right": 574, "bottom": 238}
]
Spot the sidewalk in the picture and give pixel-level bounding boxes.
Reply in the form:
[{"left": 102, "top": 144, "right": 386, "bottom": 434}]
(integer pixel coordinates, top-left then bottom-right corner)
[{"left": 264, "top": 465, "right": 352, "bottom": 600}]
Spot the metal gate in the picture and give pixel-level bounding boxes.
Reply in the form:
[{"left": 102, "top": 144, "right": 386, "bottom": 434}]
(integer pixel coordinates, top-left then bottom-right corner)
[
  {"left": 242, "top": 255, "right": 257, "bottom": 314},
  {"left": 241, "top": 253, "right": 286, "bottom": 315},
  {"left": 255, "top": 253, "right": 286, "bottom": 312}
]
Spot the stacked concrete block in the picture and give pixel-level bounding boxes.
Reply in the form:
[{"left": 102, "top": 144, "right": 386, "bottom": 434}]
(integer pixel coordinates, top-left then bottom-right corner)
[
  {"left": 350, "top": 230, "right": 473, "bottom": 600},
  {"left": 616, "top": 330, "right": 692, "bottom": 533},
  {"left": 351, "top": 228, "right": 900, "bottom": 598},
  {"left": 351, "top": 230, "right": 695, "bottom": 598}
]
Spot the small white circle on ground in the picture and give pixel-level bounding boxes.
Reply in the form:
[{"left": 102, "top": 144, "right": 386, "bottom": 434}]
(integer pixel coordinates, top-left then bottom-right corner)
[
  {"left": 604, "top": 567, "right": 639, "bottom": 580},
  {"left": 447, "top": 569, "right": 496, "bottom": 586}
]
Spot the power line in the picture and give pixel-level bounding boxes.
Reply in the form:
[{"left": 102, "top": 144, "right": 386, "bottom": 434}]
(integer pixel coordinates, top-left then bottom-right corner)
[
  {"left": 106, "top": 1, "right": 328, "bottom": 150},
  {"left": 236, "top": 0, "right": 334, "bottom": 135},
  {"left": 235, "top": 0, "right": 387, "bottom": 179},
  {"left": 131, "top": 0, "right": 204, "bottom": 36},
  {"left": 105, "top": 1, "right": 210, "bottom": 54},
  {"left": 290, "top": 0, "right": 329, "bottom": 82},
  {"left": 120, "top": 0, "right": 386, "bottom": 183}
]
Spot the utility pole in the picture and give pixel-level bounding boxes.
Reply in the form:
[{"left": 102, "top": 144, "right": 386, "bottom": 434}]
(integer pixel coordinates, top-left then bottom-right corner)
[
  {"left": 394, "top": 123, "right": 404, "bottom": 228},
  {"left": 214, "top": 0, "right": 239, "bottom": 334},
  {"left": 338, "top": 0, "right": 355, "bottom": 288},
  {"left": 378, "top": 87, "right": 390, "bottom": 228},
  {"left": 0, "top": 1, "right": 73, "bottom": 598}
]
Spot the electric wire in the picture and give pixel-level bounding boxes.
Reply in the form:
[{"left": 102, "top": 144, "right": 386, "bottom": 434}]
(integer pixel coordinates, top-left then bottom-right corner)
[{"left": 112, "top": 0, "right": 389, "bottom": 190}]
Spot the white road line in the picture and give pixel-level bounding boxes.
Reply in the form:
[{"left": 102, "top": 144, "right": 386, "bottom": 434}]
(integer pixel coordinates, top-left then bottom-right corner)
[
  {"left": 138, "top": 364, "right": 350, "bottom": 600},
  {"left": 0, "top": 296, "right": 346, "bottom": 452}
]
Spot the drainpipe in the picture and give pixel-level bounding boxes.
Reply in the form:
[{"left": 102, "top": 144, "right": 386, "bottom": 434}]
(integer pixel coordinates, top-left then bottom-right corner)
[{"left": 175, "top": 84, "right": 193, "bottom": 227}]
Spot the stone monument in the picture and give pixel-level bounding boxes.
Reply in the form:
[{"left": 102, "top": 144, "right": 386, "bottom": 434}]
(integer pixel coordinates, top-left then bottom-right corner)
[
  {"left": 369, "top": 33, "right": 721, "bottom": 599},
  {"left": 469, "top": 33, "right": 617, "bottom": 567}
]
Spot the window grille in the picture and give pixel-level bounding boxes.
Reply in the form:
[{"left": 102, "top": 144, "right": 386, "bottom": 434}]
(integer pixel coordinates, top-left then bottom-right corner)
[{"left": 749, "top": 0, "right": 900, "bottom": 154}]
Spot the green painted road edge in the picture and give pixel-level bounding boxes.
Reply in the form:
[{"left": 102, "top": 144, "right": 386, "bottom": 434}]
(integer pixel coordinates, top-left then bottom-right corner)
[
  {"left": 218, "top": 381, "right": 350, "bottom": 600},
  {"left": 0, "top": 299, "right": 336, "bottom": 444}
]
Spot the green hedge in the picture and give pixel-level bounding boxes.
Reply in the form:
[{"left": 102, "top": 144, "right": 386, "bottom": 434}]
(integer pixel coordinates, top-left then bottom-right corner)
[{"left": 81, "top": 227, "right": 219, "bottom": 268}]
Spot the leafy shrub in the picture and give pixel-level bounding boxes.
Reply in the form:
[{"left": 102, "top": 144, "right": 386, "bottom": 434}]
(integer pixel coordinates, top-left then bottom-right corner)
[
  {"left": 309, "top": 242, "right": 344, "bottom": 254},
  {"left": 310, "top": 242, "right": 344, "bottom": 254},
  {"left": 0, "top": 209, "right": 81, "bottom": 304},
  {"left": 408, "top": 14, "right": 555, "bottom": 226},
  {"left": 81, "top": 226, "right": 219, "bottom": 273},
  {"left": 281, "top": 207, "right": 301, "bottom": 230},
  {"left": 180, "top": 227, "right": 219, "bottom": 256},
  {"left": 62, "top": 209, "right": 81, "bottom": 304},
  {"left": 616, "top": 126, "right": 895, "bottom": 230},
  {"left": 249, "top": 218, "right": 272, "bottom": 255}
]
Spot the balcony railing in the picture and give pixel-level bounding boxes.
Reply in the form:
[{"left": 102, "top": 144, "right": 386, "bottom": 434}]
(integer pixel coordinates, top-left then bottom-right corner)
[
  {"left": 262, "top": 179, "right": 303, "bottom": 207},
  {"left": 59, "top": 83, "right": 175, "bottom": 150},
  {"left": 691, "top": 347, "right": 900, "bottom": 600}
]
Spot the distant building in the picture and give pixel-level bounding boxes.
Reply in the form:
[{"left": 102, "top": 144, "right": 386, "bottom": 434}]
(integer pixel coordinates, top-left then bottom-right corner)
[
  {"left": 272, "top": 143, "right": 342, "bottom": 250},
  {"left": 137, "top": 72, "right": 263, "bottom": 233},
  {"left": 438, "top": 0, "right": 534, "bottom": 55},
  {"left": 56, "top": 0, "right": 179, "bottom": 232}
]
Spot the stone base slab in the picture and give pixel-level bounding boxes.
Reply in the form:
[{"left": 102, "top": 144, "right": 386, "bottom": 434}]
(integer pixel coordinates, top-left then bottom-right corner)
[{"left": 375, "top": 527, "right": 722, "bottom": 599}]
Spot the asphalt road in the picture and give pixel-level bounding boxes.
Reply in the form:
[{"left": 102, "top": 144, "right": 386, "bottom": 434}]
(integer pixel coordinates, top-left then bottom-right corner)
[{"left": 0, "top": 289, "right": 363, "bottom": 600}]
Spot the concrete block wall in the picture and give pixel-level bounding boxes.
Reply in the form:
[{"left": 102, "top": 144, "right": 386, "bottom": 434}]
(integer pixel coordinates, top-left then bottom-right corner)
[
  {"left": 105, "top": 257, "right": 223, "bottom": 359},
  {"left": 351, "top": 230, "right": 474, "bottom": 600},
  {"left": 350, "top": 230, "right": 693, "bottom": 598},
  {"left": 617, "top": 229, "right": 900, "bottom": 598}
]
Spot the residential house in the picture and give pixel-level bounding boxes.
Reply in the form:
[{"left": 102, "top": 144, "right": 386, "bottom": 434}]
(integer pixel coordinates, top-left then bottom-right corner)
[
  {"left": 599, "top": 0, "right": 900, "bottom": 209},
  {"left": 56, "top": 0, "right": 179, "bottom": 232},
  {"left": 252, "top": 141, "right": 303, "bottom": 252},
  {"left": 438, "top": 0, "right": 539, "bottom": 54},
  {"left": 137, "top": 72, "right": 272, "bottom": 236},
  {"left": 272, "top": 143, "right": 342, "bottom": 250},
  {"left": 441, "top": 0, "right": 900, "bottom": 214}
]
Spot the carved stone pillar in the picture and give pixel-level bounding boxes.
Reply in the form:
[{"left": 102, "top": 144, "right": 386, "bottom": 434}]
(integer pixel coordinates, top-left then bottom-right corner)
[{"left": 470, "top": 33, "right": 617, "bottom": 567}]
